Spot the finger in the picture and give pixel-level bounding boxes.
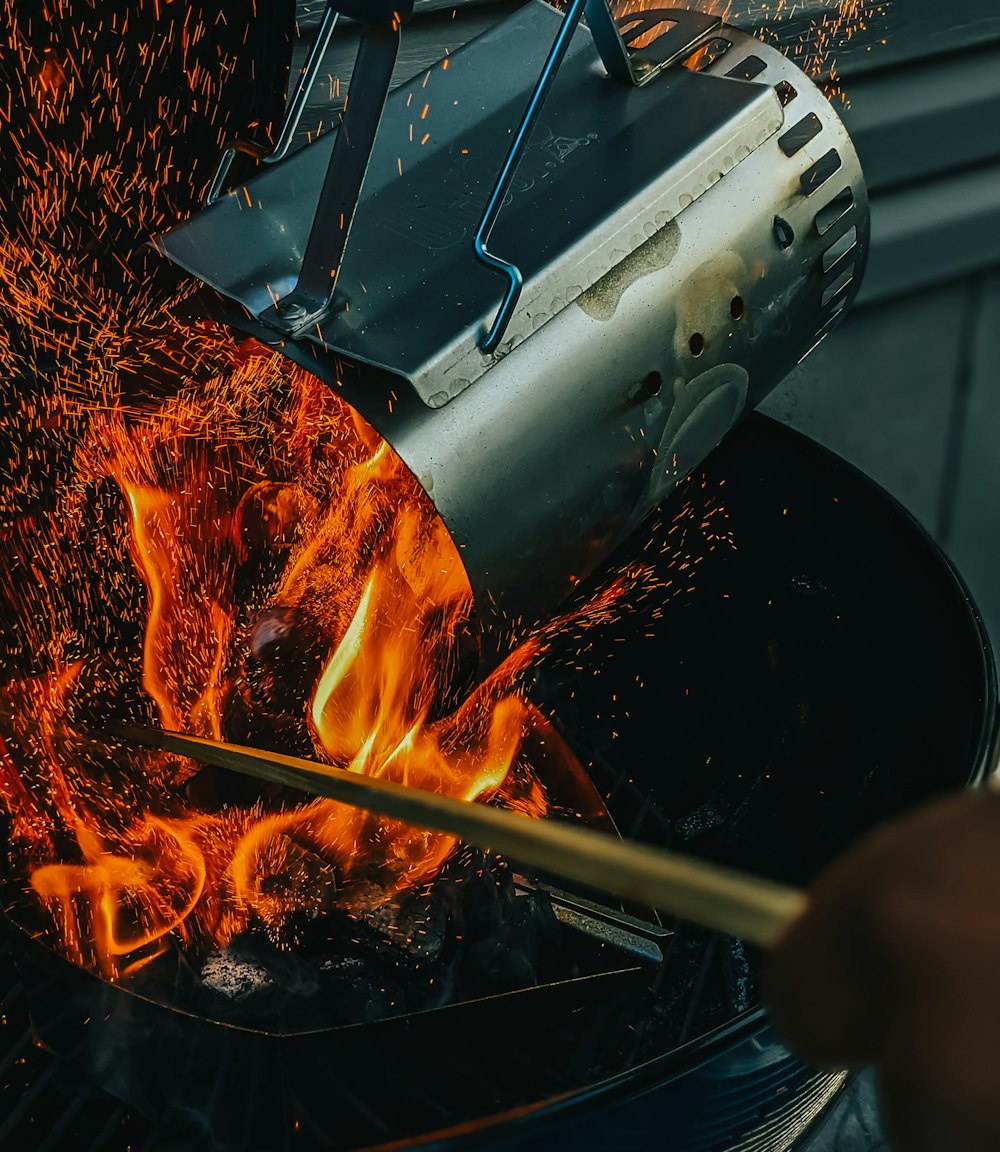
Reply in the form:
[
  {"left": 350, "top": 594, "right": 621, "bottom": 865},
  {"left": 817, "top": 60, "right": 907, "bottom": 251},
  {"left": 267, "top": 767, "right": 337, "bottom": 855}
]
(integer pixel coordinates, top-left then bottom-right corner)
[
  {"left": 878, "top": 1070, "right": 1000, "bottom": 1152},
  {"left": 766, "top": 791, "right": 1000, "bottom": 1099},
  {"left": 763, "top": 845, "right": 887, "bottom": 1067}
]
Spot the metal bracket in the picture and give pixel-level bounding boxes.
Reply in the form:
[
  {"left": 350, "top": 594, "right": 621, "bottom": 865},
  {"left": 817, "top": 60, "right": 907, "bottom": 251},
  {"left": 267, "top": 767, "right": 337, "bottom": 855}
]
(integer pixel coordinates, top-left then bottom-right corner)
[
  {"left": 259, "top": 21, "right": 402, "bottom": 337},
  {"left": 473, "top": 2, "right": 723, "bottom": 354},
  {"left": 585, "top": 4, "right": 723, "bottom": 88},
  {"left": 518, "top": 876, "right": 671, "bottom": 966},
  {"left": 201, "top": 0, "right": 723, "bottom": 353},
  {"left": 205, "top": 1, "right": 413, "bottom": 338}
]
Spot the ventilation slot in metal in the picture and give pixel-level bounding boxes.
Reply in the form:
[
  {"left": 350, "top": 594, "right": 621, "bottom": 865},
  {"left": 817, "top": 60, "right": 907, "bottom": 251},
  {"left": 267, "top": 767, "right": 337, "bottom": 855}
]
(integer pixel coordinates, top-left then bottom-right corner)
[
  {"left": 779, "top": 113, "right": 823, "bottom": 158},
  {"left": 774, "top": 80, "right": 797, "bottom": 106},
  {"left": 726, "top": 55, "right": 767, "bottom": 82},
  {"left": 685, "top": 37, "right": 733, "bottom": 72},
  {"left": 822, "top": 265, "right": 856, "bottom": 309},
  {"left": 822, "top": 226, "right": 858, "bottom": 273},
  {"left": 801, "top": 150, "right": 843, "bottom": 197}
]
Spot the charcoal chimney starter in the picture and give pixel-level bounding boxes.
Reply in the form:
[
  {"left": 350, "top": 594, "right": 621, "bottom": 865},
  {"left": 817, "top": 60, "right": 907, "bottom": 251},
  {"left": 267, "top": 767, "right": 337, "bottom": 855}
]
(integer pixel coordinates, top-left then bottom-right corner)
[{"left": 159, "top": 0, "right": 869, "bottom": 639}]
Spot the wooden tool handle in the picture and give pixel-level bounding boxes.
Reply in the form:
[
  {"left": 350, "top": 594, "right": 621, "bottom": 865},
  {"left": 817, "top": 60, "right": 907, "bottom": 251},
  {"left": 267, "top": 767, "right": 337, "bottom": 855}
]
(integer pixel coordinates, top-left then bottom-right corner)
[{"left": 120, "top": 726, "right": 808, "bottom": 948}]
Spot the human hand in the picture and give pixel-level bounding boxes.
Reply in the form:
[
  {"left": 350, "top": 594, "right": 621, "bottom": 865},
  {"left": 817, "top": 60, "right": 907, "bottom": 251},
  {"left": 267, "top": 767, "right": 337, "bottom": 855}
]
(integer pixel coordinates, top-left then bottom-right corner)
[{"left": 764, "top": 788, "right": 1000, "bottom": 1151}]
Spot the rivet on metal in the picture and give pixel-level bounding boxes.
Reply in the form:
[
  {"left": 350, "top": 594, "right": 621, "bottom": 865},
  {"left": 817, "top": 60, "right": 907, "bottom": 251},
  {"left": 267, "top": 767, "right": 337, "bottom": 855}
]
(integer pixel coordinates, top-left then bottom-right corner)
[{"left": 276, "top": 300, "right": 309, "bottom": 323}]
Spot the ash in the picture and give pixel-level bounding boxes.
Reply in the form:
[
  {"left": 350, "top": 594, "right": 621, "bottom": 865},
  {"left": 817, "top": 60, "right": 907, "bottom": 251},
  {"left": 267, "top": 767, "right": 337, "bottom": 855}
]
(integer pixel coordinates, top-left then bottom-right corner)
[
  {"left": 200, "top": 951, "right": 277, "bottom": 1001},
  {"left": 128, "top": 850, "right": 563, "bottom": 1032}
]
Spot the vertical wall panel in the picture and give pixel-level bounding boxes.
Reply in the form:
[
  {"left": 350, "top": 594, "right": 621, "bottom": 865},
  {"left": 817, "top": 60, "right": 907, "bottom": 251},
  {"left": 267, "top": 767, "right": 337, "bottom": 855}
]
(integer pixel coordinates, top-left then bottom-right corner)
[
  {"left": 759, "top": 285, "right": 969, "bottom": 533},
  {"left": 943, "top": 273, "right": 1000, "bottom": 647}
]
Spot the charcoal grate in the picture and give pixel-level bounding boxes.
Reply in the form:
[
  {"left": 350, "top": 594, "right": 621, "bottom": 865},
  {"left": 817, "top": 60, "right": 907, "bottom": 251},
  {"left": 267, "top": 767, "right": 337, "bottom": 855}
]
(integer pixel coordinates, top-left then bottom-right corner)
[{"left": 0, "top": 936, "right": 166, "bottom": 1152}]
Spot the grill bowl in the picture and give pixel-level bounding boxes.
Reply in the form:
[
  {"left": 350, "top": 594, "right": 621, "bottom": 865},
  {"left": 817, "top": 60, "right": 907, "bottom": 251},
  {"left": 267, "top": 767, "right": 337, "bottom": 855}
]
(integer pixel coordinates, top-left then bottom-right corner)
[{"left": 3, "top": 413, "right": 995, "bottom": 1152}]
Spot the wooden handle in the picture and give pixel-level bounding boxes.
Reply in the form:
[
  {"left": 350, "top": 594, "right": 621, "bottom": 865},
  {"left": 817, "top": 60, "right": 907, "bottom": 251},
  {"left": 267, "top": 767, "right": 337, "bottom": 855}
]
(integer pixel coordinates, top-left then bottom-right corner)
[{"left": 120, "top": 727, "right": 808, "bottom": 949}]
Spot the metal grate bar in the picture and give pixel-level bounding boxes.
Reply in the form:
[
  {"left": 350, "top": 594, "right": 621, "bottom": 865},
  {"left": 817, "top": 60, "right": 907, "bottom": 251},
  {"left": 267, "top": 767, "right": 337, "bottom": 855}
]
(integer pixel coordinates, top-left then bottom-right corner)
[
  {"left": 0, "top": 1024, "right": 33, "bottom": 1081},
  {"left": 676, "top": 934, "right": 719, "bottom": 1045},
  {"left": 0, "top": 1058, "right": 61, "bottom": 1143},
  {"left": 139, "top": 1126, "right": 183, "bottom": 1152},
  {"left": 35, "top": 1087, "right": 100, "bottom": 1152},
  {"left": 84, "top": 1104, "right": 132, "bottom": 1152},
  {"left": 0, "top": 979, "right": 24, "bottom": 1020},
  {"left": 625, "top": 791, "right": 654, "bottom": 839}
]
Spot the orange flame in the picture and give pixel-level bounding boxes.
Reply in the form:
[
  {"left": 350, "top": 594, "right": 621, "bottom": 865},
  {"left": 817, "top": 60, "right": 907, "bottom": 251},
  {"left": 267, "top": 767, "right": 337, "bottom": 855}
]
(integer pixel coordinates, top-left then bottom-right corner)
[
  {"left": 31, "top": 817, "right": 206, "bottom": 977},
  {"left": 0, "top": 0, "right": 751, "bottom": 984},
  {"left": 125, "top": 485, "right": 233, "bottom": 739},
  {"left": 0, "top": 338, "right": 588, "bottom": 977}
]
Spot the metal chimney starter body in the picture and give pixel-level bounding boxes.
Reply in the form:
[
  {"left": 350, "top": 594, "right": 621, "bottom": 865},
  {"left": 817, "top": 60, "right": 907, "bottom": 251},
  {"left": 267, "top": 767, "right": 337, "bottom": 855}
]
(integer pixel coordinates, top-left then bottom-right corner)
[{"left": 161, "top": 1, "right": 870, "bottom": 640}]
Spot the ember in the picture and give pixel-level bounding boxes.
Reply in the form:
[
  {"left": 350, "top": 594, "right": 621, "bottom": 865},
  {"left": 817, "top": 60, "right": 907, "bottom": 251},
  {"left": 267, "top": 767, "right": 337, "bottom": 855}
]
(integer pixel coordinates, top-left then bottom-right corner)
[
  {"left": 609, "top": 0, "right": 886, "bottom": 82},
  {"left": 0, "top": 336, "right": 608, "bottom": 985}
]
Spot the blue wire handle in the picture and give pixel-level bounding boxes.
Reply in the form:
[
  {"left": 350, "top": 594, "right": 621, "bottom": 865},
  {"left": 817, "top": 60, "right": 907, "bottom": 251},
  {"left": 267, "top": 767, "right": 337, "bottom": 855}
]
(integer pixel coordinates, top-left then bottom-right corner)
[
  {"left": 206, "top": 6, "right": 341, "bottom": 206},
  {"left": 473, "top": 0, "right": 589, "bottom": 355}
]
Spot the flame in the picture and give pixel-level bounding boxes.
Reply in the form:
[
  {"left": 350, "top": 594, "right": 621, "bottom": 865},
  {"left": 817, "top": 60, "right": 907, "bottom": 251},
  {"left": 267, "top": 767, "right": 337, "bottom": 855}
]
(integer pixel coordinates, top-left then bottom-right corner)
[
  {"left": 0, "top": 0, "right": 761, "bottom": 983},
  {"left": 0, "top": 336, "right": 586, "bottom": 977},
  {"left": 31, "top": 817, "right": 206, "bottom": 977},
  {"left": 125, "top": 485, "right": 233, "bottom": 739}
]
